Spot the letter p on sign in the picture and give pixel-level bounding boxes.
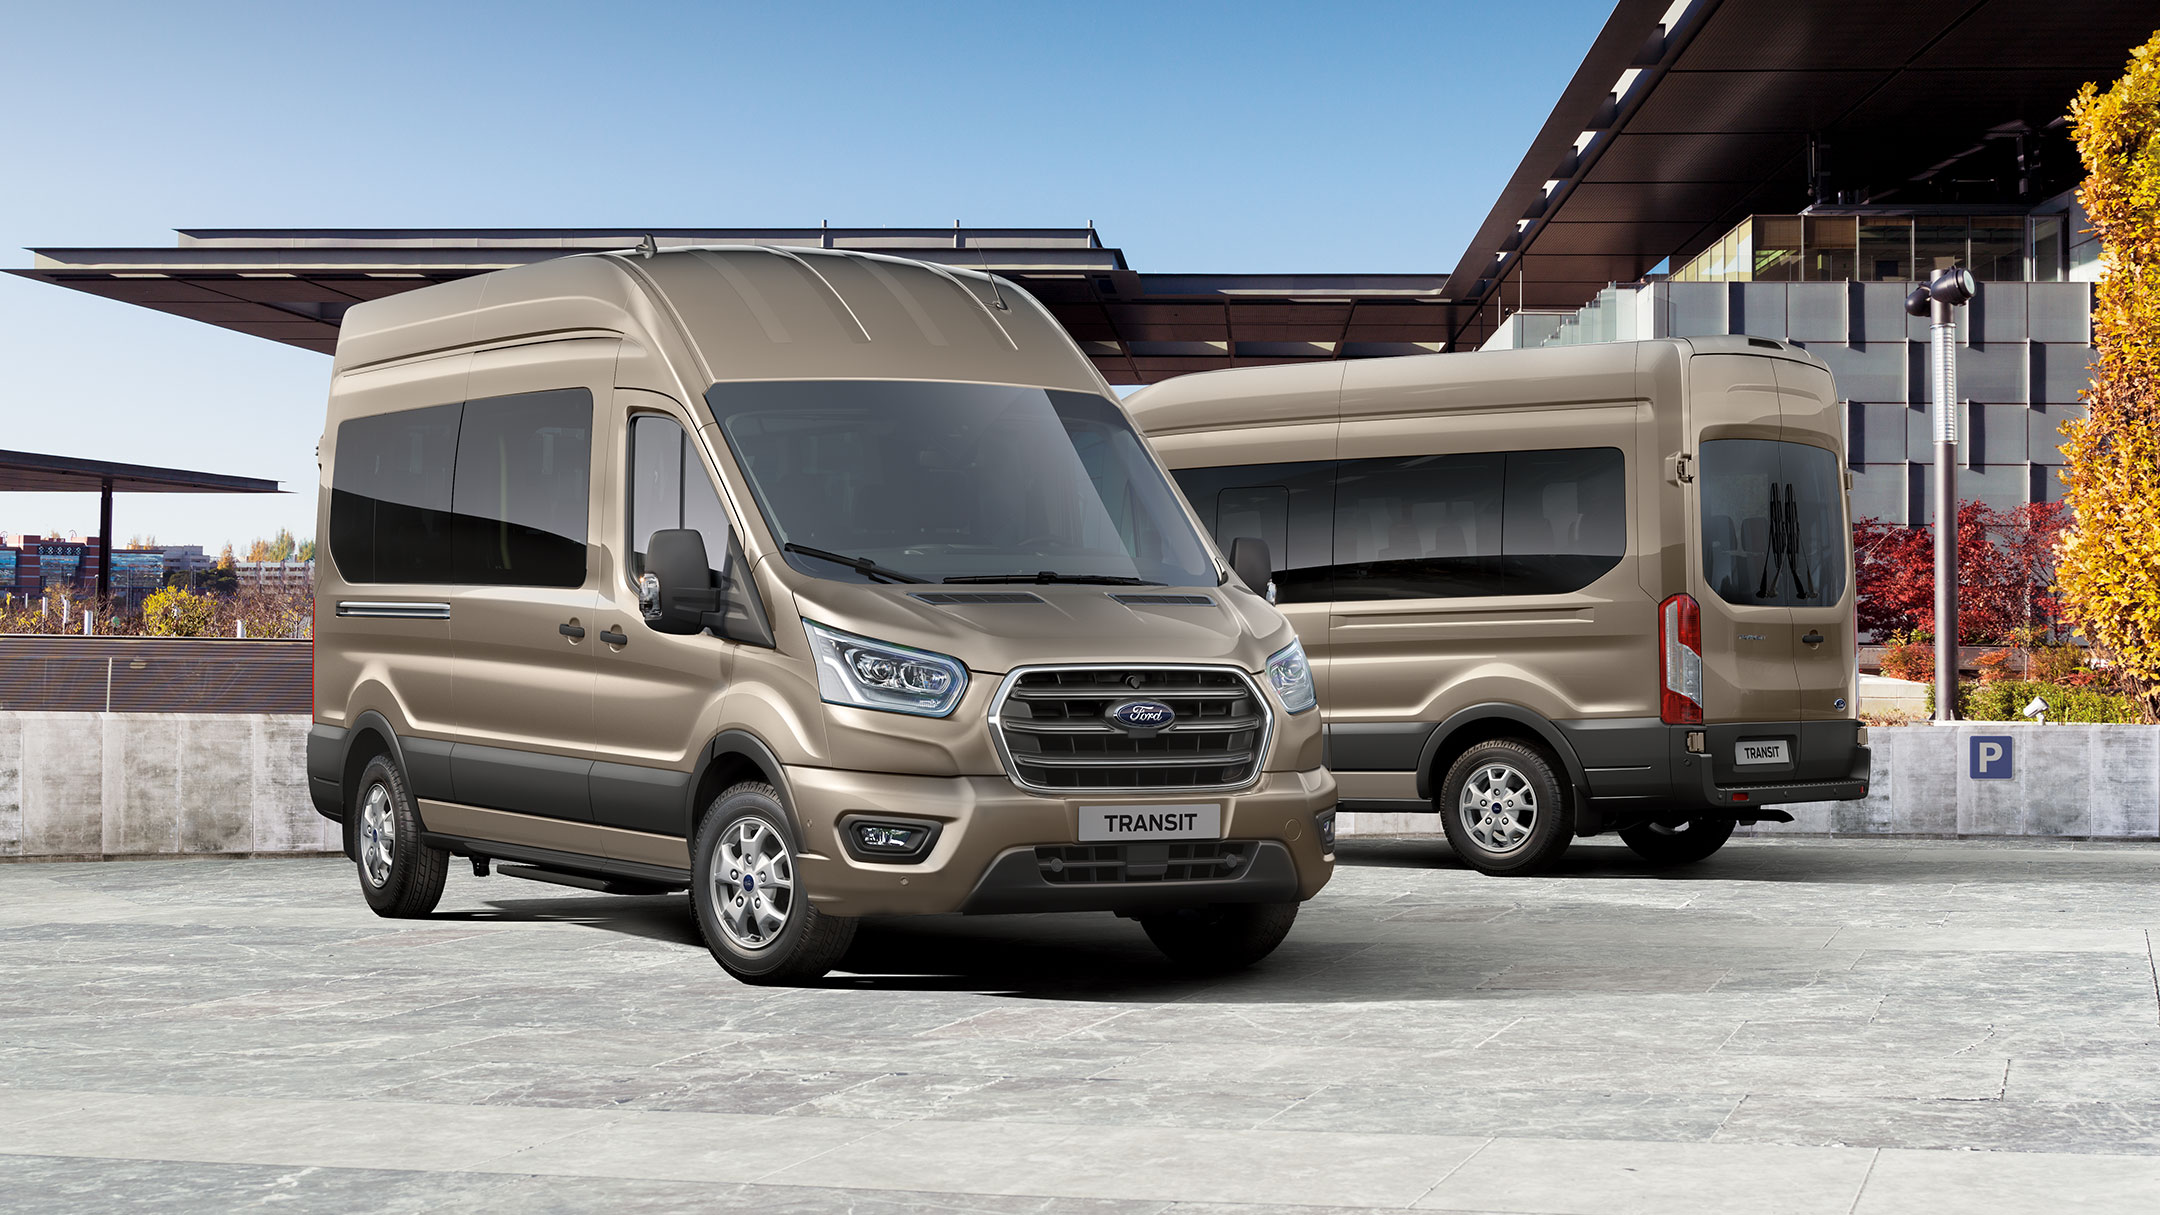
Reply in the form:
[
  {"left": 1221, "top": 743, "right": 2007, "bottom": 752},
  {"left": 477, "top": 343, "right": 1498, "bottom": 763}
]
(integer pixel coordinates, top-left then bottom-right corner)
[{"left": 1969, "top": 735, "right": 2013, "bottom": 780}]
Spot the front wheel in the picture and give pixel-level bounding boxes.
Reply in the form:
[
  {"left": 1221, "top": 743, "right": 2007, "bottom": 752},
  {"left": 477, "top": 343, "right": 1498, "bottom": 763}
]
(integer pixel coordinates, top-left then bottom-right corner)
[
  {"left": 1140, "top": 902, "right": 1298, "bottom": 973},
  {"left": 1439, "top": 739, "right": 1575, "bottom": 876},
  {"left": 1619, "top": 816, "right": 1735, "bottom": 867},
  {"left": 690, "top": 783, "right": 855, "bottom": 985}
]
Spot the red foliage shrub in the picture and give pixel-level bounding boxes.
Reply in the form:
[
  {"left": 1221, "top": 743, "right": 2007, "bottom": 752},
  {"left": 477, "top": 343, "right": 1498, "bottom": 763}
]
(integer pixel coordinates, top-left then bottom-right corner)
[{"left": 1853, "top": 501, "right": 2068, "bottom": 644}]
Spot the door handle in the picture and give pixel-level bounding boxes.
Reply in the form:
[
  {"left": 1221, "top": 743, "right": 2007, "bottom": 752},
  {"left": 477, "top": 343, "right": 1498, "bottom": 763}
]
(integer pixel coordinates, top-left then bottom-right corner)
[
  {"left": 559, "top": 622, "right": 586, "bottom": 639},
  {"left": 599, "top": 627, "right": 629, "bottom": 647},
  {"left": 1801, "top": 631, "right": 1825, "bottom": 646}
]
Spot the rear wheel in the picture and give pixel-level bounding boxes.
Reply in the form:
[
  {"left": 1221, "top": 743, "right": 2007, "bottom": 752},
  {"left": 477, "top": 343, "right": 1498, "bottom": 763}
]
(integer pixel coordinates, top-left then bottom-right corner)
[
  {"left": 1140, "top": 902, "right": 1298, "bottom": 973},
  {"left": 352, "top": 754, "right": 449, "bottom": 918},
  {"left": 691, "top": 782, "right": 855, "bottom": 985},
  {"left": 1439, "top": 739, "right": 1574, "bottom": 876},
  {"left": 1619, "top": 816, "right": 1735, "bottom": 867}
]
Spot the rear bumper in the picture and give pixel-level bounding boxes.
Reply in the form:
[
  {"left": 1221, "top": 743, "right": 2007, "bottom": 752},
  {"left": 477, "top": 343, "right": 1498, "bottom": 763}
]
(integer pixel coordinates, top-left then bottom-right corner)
[{"left": 1559, "top": 718, "right": 1869, "bottom": 829}]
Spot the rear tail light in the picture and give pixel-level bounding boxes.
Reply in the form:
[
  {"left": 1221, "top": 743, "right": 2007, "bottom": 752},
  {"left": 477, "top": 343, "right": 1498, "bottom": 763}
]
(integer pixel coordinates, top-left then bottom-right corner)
[{"left": 1660, "top": 593, "right": 1703, "bottom": 725}]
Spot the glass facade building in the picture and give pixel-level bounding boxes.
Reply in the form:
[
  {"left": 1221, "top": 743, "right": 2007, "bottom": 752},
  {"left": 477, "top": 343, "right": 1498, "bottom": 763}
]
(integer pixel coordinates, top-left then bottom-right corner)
[{"left": 1670, "top": 212, "right": 2069, "bottom": 285}]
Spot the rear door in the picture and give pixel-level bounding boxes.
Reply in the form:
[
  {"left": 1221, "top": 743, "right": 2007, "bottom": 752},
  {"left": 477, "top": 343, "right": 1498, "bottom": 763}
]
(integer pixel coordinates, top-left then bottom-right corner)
[
  {"left": 1688, "top": 355, "right": 1799, "bottom": 725},
  {"left": 1771, "top": 359, "right": 1858, "bottom": 722}
]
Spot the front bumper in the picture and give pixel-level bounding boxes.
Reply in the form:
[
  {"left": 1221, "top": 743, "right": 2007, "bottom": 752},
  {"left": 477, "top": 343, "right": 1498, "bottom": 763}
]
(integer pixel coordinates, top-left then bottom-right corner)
[{"left": 785, "top": 765, "right": 1337, "bottom": 917}]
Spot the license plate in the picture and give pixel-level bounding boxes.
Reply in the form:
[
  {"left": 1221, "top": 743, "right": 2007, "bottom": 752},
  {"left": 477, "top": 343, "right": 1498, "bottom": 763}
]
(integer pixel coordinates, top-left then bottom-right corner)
[
  {"left": 1735, "top": 739, "right": 1790, "bottom": 766},
  {"left": 1079, "top": 804, "right": 1221, "bottom": 842}
]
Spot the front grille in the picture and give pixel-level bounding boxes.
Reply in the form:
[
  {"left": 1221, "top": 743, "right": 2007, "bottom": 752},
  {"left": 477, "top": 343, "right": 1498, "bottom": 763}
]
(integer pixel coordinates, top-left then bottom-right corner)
[
  {"left": 1036, "top": 841, "right": 1254, "bottom": 883},
  {"left": 992, "top": 666, "right": 1269, "bottom": 792}
]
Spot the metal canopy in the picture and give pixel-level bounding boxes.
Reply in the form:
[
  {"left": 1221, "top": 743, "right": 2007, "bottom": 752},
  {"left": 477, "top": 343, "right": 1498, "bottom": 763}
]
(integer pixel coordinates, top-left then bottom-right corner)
[
  {"left": 0, "top": 450, "right": 281, "bottom": 604},
  {"left": 1440, "top": 0, "right": 2156, "bottom": 349},
  {"left": 9, "top": 228, "right": 1465, "bottom": 384},
  {"left": 0, "top": 449, "right": 280, "bottom": 495}
]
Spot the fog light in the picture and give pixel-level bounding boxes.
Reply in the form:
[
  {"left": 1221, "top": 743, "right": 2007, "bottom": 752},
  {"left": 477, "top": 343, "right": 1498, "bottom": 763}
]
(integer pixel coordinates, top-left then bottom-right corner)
[
  {"left": 855, "top": 824, "right": 921, "bottom": 852},
  {"left": 1315, "top": 809, "right": 1337, "bottom": 849}
]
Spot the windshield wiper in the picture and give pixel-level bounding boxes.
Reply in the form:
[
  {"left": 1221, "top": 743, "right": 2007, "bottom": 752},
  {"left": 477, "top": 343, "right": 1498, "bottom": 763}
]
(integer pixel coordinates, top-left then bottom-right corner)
[
  {"left": 782, "top": 543, "right": 929, "bottom": 585},
  {"left": 942, "top": 571, "right": 1163, "bottom": 586}
]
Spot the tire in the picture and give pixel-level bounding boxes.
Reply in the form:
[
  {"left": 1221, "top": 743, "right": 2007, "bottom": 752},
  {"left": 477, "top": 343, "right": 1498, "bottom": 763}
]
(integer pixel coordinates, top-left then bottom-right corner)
[
  {"left": 1438, "top": 738, "right": 1575, "bottom": 876},
  {"left": 1619, "top": 816, "right": 1736, "bottom": 867},
  {"left": 352, "top": 754, "right": 449, "bottom": 918},
  {"left": 691, "top": 782, "right": 855, "bottom": 985},
  {"left": 1140, "top": 901, "right": 1299, "bottom": 973}
]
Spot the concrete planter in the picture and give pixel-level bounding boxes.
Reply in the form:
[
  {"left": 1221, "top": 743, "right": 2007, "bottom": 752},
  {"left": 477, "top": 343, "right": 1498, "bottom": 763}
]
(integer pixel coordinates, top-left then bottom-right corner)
[
  {"left": 0, "top": 712, "right": 332, "bottom": 860},
  {"left": 1747, "top": 722, "right": 2160, "bottom": 839}
]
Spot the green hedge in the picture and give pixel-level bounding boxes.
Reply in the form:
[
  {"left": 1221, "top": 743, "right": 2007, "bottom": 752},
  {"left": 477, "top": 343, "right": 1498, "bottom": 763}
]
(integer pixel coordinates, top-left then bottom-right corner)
[{"left": 1935, "top": 679, "right": 2148, "bottom": 723}]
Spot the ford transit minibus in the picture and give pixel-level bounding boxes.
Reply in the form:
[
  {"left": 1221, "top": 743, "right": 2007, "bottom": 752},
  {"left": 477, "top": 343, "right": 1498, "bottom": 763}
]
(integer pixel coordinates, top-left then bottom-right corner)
[
  {"left": 307, "top": 247, "right": 1335, "bottom": 981},
  {"left": 1126, "top": 338, "right": 1868, "bottom": 875}
]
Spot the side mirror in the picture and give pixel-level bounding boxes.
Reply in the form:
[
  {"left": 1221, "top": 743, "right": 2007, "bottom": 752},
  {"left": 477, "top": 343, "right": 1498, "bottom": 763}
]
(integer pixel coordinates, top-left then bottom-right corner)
[
  {"left": 643, "top": 529, "right": 725, "bottom": 635},
  {"left": 1228, "top": 536, "right": 1276, "bottom": 604}
]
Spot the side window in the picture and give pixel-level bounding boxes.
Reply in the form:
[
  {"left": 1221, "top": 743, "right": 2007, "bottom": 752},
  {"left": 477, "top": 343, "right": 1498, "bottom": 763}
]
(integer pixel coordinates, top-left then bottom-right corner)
[
  {"left": 329, "top": 403, "right": 460, "bottom": 584},
  {"left": 1169, "top": 461, "right": 1335, "bottom": 602},
  {"left": 1331, "top": 447, "right": 1624, "bottom": 600},
  {"left": 449, "top": 390, "right": 593, "bottom": 588},
  {"left": 1499, "top": 448, "right": 1626, "bottom": 595},
  {"left": 628, "top": 413, "right": 772, "bottom": 645},
  {"left": 1332, "top": 453, "right": 1506, "bottom": 600},
  {"left": 628, "top": 414, "right": 730, "bottom": 579}
]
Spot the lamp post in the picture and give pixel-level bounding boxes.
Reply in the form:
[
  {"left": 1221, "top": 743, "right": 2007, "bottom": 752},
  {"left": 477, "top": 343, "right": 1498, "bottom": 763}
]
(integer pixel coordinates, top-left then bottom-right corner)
[{"left": 1905, "top": 266, "right": 1976, "bottom": 722}]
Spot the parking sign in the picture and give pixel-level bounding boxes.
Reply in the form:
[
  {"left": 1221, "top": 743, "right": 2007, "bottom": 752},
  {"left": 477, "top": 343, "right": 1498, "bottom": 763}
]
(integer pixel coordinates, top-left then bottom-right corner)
[{"left": 1969, "top": 735, "right": 2013, "bottom": 780}]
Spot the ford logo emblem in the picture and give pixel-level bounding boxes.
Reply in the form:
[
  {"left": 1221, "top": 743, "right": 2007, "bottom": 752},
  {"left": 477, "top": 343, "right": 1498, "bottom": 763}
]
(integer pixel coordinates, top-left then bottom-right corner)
[{"left": 1106, "top": 700, "right": 1176, "bottom": 732}]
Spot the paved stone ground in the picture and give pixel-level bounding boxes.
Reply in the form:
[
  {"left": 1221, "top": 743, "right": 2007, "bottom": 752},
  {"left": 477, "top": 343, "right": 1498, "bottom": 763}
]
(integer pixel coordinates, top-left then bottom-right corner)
[{"left": 4, "top": 837, "right": 2160, "bottom": 1214}]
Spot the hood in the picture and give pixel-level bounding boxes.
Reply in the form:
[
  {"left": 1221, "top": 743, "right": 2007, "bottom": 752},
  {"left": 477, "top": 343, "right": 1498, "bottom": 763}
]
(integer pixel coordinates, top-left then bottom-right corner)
[{"left": 781, "top": 566, "right": 1292, "bottom": 675}]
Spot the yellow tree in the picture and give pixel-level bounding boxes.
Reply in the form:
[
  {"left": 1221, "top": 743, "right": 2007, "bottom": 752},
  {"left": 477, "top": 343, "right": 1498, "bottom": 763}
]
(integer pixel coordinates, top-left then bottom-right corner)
[{"left": 2060, "top": 30, "right": 2160, "bottom": 720}]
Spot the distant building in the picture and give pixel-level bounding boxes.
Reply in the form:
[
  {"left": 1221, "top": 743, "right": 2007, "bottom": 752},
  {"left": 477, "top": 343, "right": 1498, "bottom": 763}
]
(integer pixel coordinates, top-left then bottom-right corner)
[
  {"left": 233, "top": 560, "right": 313, "bottom": 590},
  {"left": 0, "top": 535, "right": 99, "bottom": 599}
]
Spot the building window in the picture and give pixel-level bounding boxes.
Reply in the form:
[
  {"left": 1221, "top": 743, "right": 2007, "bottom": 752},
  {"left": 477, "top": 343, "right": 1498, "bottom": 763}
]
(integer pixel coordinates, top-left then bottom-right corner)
[
  {"left": 1858, "top": 218, "right": 1913, "bottom": 282},
  {"left": 1968, "top": 217, "right": 2024, "bottom": 281}
]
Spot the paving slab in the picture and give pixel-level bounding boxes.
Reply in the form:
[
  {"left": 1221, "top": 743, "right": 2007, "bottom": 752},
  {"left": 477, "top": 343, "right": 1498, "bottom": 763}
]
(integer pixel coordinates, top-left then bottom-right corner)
[{"left": 3, "top": 838, "right": 2160, "bottom": 1212}]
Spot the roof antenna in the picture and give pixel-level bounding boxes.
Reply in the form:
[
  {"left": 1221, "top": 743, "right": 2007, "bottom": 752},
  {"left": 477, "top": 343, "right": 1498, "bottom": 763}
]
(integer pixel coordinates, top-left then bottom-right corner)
[
  {"left": 971, "top": 233, "right": 1008, "bottom": 311},
  {"left": 637, "top": 233, "right": 658, "bottom": 259}
]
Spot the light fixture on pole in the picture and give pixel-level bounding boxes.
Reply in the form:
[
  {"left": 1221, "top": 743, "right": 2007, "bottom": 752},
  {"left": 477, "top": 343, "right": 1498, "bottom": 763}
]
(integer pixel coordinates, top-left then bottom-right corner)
[{"left": 1905, "top": 265, "right": 1976, "bottom": 722}]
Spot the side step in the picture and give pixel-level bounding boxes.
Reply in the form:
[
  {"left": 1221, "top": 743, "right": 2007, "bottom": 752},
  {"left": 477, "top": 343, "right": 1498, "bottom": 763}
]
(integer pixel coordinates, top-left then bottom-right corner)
[{"left": 496, "top": 864, "right": 683, "bottom": 897}]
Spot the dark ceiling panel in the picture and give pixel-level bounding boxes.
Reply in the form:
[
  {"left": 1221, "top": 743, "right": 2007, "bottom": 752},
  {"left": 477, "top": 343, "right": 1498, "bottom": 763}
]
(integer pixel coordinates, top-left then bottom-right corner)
[
  {"left": 1922, "top": 0, "right": 2160, "bottom": 69},
  {"left": 1673, "top": 0, "right": 1971, "bottom": 71},
  {"left": 1556, "top": 180, "right": 1751, "bottom": 224},
  {"left": 1530, "top": 221, "right": 1708, "bottom": 256},
  {"left": 1586, "top": 131, "right": 1806, "bottom": 185},
  {"left": 1628, "top": 69, "right": 1888, "bottom": 134},
  {"left": 207, "top": 278, "right": 366, "bottom": 304}
]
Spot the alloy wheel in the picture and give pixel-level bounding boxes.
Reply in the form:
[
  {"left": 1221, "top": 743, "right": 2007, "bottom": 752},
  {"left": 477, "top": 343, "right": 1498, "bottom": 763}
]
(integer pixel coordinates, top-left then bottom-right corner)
[
  {"left": 1458, "top": 762, "right": 1539, "bottom": 855},
  {"left": 712, "top": 817, "right": 796, "bottom": 951},
  {"left": 358, "top": 782, "right": 395, "bottom": 888}
]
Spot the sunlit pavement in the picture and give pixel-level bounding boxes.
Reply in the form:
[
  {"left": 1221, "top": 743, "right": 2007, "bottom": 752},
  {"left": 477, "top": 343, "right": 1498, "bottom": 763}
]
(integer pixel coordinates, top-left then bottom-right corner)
[{"left": 4, "top": 836, "right": 2159, "bottom": 1214}]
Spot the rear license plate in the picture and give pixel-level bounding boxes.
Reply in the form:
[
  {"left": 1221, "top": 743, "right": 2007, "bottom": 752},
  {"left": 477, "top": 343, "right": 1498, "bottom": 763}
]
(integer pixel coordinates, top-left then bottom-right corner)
[
  {"left": 1735, "top": 739, "right": 1790, "bottom": 766},
  {"left": 1079, "top": 804, "right": 1221, "bottom": 842}
]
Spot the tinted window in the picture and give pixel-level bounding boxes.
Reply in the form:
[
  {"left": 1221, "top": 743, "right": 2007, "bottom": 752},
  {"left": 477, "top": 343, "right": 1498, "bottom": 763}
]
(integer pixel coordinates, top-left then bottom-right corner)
[
  {"left": 1333, "top": 453, "right": 1506, "bottom": 599},
  {"left": 628, "top": 413, "right": 770, "bottom": 643},
  {"left": 330, "top": 403, "right": 459, "bottom": 583},
  {"left": 1171, "top": 461, "right": 1334, "bottom": 603},
  {"left": 1500, "top": 448, "right": 1627, "bottom": 595},
  {"left": 450, "top": 390, "right": 592, "bottom": 587},
  {"left": 1700, "top": 439, "right": 1847, "bottom": 607}
]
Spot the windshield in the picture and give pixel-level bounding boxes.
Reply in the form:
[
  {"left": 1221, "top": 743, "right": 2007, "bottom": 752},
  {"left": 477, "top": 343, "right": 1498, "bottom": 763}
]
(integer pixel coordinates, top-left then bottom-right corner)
[
  {"left": 1699, "top": 438, "right": 1848, "bottom": 607},
  {"left": 706, "top": 381, "right": 1220, "bottom": 586}
]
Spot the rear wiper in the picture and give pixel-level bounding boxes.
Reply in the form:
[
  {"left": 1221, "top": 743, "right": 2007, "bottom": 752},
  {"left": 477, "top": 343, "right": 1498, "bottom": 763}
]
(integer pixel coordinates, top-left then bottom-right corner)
[
  {"left": 782, "top": 543, "right": 929, "bottom": 584},
  {"left": 942, "top": 572, "right": 1162, "bottom": 585}
]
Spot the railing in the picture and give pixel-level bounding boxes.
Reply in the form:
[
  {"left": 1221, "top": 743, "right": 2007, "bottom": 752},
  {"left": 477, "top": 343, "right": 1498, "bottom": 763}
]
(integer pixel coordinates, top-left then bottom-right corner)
[{"left": 0, "top": 637, "right": 311, "bottom": 714}]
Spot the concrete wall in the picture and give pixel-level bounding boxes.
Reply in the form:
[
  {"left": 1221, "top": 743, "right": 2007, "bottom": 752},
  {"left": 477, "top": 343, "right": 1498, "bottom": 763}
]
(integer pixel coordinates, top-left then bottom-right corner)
[
  {"left": 0, "top": 712, "right": 333, "bottom": 860},
  {"left": 6, "top": 713, "right": 2152, "bottom": 860},
  {"left": 1742, "top": 723, "right": 2159, "bottom": 839}
]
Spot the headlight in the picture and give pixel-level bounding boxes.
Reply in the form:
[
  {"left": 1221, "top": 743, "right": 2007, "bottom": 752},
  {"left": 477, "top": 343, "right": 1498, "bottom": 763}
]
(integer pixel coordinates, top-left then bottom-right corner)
[
  {"left": 1266, "top": 638, "right": 1317, "bottom": 714},
  {"left": 803, "top": 619, "right": 969, "bottom": 717}
]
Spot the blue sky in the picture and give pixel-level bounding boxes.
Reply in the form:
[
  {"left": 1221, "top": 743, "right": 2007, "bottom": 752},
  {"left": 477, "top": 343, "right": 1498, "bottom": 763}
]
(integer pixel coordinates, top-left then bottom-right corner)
[{"left": 0, "top": 0, "right": 1610, "bottom": 551}]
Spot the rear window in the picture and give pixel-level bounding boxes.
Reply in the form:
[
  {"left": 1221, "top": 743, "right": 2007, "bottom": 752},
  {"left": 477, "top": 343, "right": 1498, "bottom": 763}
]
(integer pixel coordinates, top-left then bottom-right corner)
[{"left": 1698, "top": 439, "right": 1847, "bottom": 607}]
